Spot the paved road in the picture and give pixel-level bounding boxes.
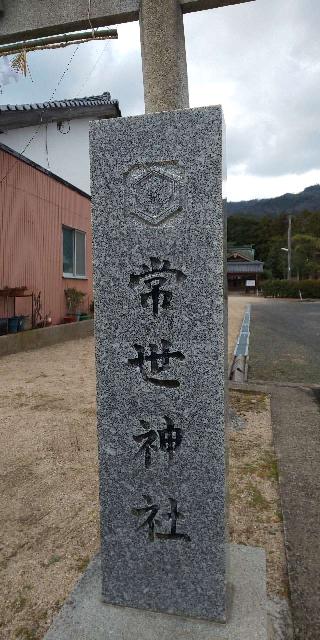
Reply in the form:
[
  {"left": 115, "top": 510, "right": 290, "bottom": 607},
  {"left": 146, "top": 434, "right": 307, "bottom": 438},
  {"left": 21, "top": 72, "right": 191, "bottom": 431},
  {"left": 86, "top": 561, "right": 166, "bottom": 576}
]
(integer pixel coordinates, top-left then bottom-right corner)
[
  {"left": 249, "top": 300, "right": 320, "bottom": 383},
  {"left": 270, "top": 386, "right": 320, "bottom": 640},
  {"left": 248, "top": 299, "right": 320, "bottom": 639}
]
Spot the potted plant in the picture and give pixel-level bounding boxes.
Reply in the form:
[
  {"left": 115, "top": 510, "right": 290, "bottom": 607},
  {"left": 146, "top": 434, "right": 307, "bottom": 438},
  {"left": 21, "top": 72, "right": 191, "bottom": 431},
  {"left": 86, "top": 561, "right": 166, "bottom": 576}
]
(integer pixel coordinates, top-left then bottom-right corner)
[
  {"left": 79, "top": 312, "right": 91, "bottom": 321},
  {"left": 64, "top": 288, "right": 86, "bottom": 322}
]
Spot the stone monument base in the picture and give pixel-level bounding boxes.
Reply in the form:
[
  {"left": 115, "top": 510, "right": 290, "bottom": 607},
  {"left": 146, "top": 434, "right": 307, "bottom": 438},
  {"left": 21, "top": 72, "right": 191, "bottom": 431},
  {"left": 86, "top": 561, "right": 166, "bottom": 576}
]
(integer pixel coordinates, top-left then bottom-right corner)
[{"left": 44, "top": 544, "right": 268, "bottom": 640}]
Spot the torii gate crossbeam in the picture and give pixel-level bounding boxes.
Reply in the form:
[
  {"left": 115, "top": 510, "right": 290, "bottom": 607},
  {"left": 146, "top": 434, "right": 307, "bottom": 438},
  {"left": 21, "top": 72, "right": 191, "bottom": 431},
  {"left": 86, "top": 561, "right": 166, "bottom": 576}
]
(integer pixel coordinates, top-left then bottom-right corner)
[
  {"left": 0, "top": 1, "right": 254, "bottom": 122},
  {"left": 0, "top": 0, "right": 253, "bottom": 45}
]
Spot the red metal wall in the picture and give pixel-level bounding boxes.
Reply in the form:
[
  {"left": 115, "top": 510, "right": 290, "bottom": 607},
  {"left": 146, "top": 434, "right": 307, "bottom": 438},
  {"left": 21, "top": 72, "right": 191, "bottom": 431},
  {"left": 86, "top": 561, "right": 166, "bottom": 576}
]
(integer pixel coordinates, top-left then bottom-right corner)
[{"left": 0, "top": 147, "right": 93, "bottom": 325}]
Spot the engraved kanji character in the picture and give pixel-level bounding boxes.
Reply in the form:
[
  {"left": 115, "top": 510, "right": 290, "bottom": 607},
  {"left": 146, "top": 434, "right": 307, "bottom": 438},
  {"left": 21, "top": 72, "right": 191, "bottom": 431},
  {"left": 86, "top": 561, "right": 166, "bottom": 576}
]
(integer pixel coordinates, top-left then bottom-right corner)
[
  {"left": 133, "top": 416, "right": 182, "bottom": 468},
  {"left": 131, "top": 494, "right": 161, "bottom": 542},
  {"left": 132, "top": 496, "right": 190, "bottom": 542},
  {"left": 133, "top": 419, "right": 158, "bottom": 469},
  {"left": 128, "top": 340, "right": 185, "bottom": 388},
  {"left": 157, "top": 498, "right": 191, "bottom": 541},
  {"left": 158, "top": 416, "right": 182, "bottom": 461},
  {"left": 130, "top": 257, "right": 186, "bottom": 316}
]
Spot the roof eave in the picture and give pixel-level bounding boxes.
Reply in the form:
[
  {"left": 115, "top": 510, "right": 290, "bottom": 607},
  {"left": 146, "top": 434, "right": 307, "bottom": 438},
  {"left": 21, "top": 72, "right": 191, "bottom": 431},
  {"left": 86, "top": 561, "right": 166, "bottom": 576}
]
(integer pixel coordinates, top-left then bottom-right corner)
[
  {"left": 227, "top": 252, "right": 253, "bottom": 262},
  {"left": 0, "top": 102, "right": 120, "bottom": 131}
]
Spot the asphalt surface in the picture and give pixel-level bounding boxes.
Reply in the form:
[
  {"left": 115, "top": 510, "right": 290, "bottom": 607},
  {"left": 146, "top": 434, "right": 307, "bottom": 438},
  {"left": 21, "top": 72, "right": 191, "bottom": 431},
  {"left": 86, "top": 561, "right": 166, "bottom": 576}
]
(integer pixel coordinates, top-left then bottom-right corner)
[
  {"left": 247, "top": 299, "right": 320, "bottom": 639},
  {"left": 270, "top": 386, "right": 320, "bottom": 640},
  {"left": 249, "top": 300, "right": 320, "bottom": 384}
]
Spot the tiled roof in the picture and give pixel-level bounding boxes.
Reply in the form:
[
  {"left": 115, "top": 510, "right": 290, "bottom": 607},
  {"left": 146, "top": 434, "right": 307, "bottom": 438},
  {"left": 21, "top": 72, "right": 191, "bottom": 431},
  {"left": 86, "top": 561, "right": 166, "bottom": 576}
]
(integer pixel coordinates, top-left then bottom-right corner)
[
  {"left": 227, "top": 246, "right": 255, "bottom": 261},
  {"left": 0, "top": 91, "right": 121, "bottom": 130},
  {"left": 227, "top": 262, "right": 264, "bottom": 273},
  {"left": 0, "top": 91, "right": 118, "bottom": 113}
]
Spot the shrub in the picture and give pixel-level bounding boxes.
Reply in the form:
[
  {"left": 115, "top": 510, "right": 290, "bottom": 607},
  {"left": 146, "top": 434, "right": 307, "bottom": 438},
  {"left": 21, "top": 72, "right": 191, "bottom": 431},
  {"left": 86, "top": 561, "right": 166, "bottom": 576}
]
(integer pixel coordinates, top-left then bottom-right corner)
[
  {"left": 261, "top": 279, "right": 320, "bottom": 298},
  {"left": 64, "top": 288, "right": 86, "bottom": 313}
]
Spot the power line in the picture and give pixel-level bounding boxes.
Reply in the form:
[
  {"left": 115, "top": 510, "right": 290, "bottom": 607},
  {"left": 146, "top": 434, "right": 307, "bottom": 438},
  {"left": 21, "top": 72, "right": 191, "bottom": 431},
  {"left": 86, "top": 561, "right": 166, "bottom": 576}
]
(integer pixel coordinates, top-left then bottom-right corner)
[
  {"left": 0, "top": 0, "right": 115, "bottom": 185},
  {"left": 0, "top": 43, "right": 80, "bottom": 185},
  {"left": 47, "top": 43, "right": 81, "bottom": 103},
  {"left": 77, "top": 39, "right": 110, "bottom": 97},
  {"left": 76, "top": 0, "right": 117, "bottom": 97}
]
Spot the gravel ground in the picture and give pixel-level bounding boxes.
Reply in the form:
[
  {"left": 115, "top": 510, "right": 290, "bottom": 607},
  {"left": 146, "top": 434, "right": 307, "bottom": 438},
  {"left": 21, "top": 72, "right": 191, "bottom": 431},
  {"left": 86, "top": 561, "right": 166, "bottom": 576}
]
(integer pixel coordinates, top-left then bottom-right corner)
[
  {"left": 0, "top": 338, "right": 99, "bottom": 640},
  {"left": 0, "top": 297, "right": 287, "bottom": 640}
]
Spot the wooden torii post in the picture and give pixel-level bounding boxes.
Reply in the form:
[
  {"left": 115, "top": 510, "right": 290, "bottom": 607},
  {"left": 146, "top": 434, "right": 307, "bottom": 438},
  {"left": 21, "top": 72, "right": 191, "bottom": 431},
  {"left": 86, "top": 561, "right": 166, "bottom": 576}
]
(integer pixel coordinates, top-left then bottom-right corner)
[{"left": 0, "top": 0, "right": 254, "bottom": 113}]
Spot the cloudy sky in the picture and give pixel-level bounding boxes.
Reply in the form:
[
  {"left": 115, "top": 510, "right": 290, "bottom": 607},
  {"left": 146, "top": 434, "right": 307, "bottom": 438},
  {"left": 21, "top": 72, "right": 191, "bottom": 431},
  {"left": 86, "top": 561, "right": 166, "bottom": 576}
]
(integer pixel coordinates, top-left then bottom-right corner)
[{"left": 0, "top": 0, "right": 319, "bottom": 201}]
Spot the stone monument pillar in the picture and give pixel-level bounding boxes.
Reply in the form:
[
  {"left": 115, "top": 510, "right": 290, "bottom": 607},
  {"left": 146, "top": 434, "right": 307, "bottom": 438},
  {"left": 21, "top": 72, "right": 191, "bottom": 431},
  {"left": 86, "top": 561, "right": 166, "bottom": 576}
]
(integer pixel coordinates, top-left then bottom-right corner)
[{"left": 90, "top": 106, "right": 227, "bottom": 621}]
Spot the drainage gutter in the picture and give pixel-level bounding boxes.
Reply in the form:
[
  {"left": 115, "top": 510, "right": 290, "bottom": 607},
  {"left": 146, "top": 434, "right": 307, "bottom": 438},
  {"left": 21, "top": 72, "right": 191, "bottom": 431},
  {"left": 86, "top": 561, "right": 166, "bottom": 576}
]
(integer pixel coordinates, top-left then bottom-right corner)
[{"left": 229, "top": 304, "right": 251, "bottom": 383}]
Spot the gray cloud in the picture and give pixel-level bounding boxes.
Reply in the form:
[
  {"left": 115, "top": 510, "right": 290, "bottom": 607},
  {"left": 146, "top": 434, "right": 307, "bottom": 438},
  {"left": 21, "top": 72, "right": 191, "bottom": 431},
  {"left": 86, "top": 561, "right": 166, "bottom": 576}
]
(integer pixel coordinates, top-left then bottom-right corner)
[
  {"left": 0, "top": 0, "right": 319, "bottom": 196},
  {"left": 184, "top": 0, "right": 320, "bottom": 177}
]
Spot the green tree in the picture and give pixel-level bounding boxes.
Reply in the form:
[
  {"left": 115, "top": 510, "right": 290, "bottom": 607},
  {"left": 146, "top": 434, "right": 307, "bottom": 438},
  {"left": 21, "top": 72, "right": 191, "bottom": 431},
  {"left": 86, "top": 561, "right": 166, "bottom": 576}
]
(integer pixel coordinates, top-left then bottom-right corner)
[
  {"left": 265, "top": 237, "right": 288, "bottom": 279},
  {"left": 227, "top": 209, "right": 320, "bottom": 279},
  {"left": 227, "top": 216, "right": 260, "bottom": 248},
  {"left": 292, "top": 234, "right": 320, "bottom": 279}
]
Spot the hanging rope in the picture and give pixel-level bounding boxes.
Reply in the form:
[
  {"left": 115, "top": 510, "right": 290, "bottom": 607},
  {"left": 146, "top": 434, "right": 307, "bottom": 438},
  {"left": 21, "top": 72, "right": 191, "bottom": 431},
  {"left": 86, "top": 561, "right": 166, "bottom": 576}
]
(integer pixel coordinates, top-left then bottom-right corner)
[
  {"left": 11, "top": 49, "right": 27, "bottom": 76},
  {"left": 0, "top": 1, "right": 116, "bottom": 73},
  {"left": 10, "top": 48, "right": 34, "bottom": 80},
  {"left": 87, "top": 0, "right": 95, "bottom": 38}
]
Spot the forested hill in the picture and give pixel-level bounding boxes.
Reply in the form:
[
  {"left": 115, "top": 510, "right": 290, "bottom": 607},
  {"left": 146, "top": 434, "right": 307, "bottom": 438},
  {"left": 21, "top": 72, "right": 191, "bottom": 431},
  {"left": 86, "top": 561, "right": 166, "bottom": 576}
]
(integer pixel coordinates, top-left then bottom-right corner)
[
  {"left": 227, "top": 185, "right": 320, "bottom": 217},
  {"left": 227, "top": 210, "right": 320, "bottom": 280}
]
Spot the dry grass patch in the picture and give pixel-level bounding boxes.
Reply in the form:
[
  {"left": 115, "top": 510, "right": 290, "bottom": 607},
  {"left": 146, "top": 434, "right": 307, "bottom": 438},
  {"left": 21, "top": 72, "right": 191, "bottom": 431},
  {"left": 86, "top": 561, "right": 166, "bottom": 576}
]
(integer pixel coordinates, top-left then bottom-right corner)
[
  {"left": 0, "top": 333, "right": 288, "bottom": 639},
  {"left": 229, "top": 390, "right": 288, "bottom": 598}
]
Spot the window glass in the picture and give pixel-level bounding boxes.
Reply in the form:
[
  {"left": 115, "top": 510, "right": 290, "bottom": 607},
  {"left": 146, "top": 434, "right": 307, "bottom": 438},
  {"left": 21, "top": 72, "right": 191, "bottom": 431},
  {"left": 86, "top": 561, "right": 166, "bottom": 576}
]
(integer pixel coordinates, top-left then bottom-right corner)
[
  {"left": 63, "top": 227, "right": 74, "bottom": 275},
  {"left": 75, "top": 230, "right": 86, "bottom": 277}
]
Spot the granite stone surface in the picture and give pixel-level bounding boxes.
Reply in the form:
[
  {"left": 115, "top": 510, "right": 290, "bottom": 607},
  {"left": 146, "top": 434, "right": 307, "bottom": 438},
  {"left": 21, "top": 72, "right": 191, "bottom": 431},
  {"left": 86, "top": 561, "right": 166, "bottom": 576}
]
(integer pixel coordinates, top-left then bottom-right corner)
[
  {"left": 90, "top": 106, "right": 227, "bottom": 622},
  {"left": 44, "top": 545, "right": 268, "bottom": 640},
  {"left": 0, "top": 0, "right": 255, "bottom": 43},
  {"left": 140, "top": 0, "right": 190, "bottom": 113}
]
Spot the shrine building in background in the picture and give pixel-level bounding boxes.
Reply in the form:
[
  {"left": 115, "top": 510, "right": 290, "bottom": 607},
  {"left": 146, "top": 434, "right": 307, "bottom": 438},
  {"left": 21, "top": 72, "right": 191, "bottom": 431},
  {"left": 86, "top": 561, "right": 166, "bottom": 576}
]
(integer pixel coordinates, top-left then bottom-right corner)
[{"left": 227, "top": 245, "right": 264, "bottom": 294}]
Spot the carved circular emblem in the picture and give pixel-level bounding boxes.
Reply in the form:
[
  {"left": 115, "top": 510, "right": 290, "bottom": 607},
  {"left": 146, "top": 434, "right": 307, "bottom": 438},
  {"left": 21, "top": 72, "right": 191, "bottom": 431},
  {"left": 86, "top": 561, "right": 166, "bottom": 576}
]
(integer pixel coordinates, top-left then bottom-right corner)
[{"left": 125, "top": 163, "right": 185, "bottom": 225}]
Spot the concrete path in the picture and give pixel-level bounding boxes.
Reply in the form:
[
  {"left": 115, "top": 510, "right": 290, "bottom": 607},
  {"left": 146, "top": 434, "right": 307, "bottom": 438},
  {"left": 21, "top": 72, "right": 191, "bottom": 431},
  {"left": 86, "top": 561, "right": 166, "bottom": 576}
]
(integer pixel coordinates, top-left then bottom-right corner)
[
  {"left": 249, "top": 300, "right": 320, "bottom": 383},
  {"left": 270, "top": 385, "right": 320, "bottom": 640}
]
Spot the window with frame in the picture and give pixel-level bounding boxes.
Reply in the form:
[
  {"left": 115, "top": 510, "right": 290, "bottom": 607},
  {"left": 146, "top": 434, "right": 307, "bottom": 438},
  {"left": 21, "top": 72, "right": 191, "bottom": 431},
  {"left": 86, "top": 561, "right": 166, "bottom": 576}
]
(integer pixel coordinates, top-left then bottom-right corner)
[{"left": 63, "top": 226, "right": 86, "bottom": 278}]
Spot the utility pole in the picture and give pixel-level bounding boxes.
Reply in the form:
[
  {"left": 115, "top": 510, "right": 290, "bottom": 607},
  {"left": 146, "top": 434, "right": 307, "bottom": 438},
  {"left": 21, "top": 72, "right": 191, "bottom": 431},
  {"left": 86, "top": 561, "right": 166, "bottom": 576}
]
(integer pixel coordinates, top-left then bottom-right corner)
[{"left": 287, "top": 214, "right": 292, "bottom": 280}]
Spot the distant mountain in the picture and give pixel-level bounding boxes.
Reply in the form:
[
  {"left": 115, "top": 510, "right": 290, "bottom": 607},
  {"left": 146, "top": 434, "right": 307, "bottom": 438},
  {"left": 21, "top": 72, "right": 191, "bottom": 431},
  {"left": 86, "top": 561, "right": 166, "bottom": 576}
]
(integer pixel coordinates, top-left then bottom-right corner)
[{"left": 226, "top": 185, "right": 320, "bottom": 217}]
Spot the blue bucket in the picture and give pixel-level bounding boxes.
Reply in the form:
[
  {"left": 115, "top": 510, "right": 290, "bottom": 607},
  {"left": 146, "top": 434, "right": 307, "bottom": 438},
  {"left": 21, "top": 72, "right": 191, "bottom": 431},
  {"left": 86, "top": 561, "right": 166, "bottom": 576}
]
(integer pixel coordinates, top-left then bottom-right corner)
[{"left": 8, "top": 316, "right": 20, "bottom": 333}]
